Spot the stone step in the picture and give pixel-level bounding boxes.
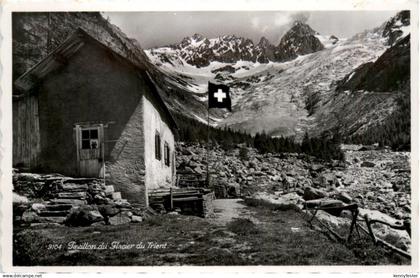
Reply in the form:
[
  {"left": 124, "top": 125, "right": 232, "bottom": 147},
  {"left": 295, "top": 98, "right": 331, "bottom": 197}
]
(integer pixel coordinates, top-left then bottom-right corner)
[
  {"left": 62, "top": 178, "right": 99, "bottom": 184},
  {"left": 50, "top": 199, "right": 87, "bottom": 205},
  {"left": 57, "top": 192, "right": 87, "bottom": 199},
  {"left": 104, "top": 185, "right": 115, "bottom": 195},
  {"left": 59, "top": 183, "right": 89, "bottom": 191},
  {"left": 45, "top": 204, "right": 74, "bottom": 211},
  {"left": 112, "top": 192, "right": 121, "bottom": 200},
  {"left": 37, "top": 216, "right": 67, "bottom": 224},
  {"left": 38, "top": 210, "right": 70, "bottom": 217}
]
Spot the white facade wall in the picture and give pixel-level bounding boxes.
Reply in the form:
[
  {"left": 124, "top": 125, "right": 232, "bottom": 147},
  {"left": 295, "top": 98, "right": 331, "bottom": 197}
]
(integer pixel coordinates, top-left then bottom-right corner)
[{"left": 143, "top": 95, "right": 176, "bottom": 191}]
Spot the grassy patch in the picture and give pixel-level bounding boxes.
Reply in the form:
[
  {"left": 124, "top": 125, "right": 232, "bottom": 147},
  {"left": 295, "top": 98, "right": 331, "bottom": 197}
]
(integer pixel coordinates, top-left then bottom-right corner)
[
  {"left": 13, "top": 202, "right": 410, "bottom": 266},
  {"left": 227, "top": 218, "right": 259, "bottom": 235},
  {"left": 144, "top": 215, "right": 165, "bottom": 226}
]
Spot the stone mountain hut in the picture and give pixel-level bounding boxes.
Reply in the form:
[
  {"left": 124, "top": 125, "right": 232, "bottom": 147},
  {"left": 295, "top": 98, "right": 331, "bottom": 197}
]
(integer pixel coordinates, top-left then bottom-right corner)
[{"left": 13, "top": 28, "right": 177, "bottom": 207}]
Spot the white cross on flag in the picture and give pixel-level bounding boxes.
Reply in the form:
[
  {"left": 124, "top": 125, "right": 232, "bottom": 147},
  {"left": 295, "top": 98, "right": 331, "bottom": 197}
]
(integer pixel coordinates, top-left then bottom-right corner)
[{"left": 208, "top": 82, "right": 232, "bottom": 111}]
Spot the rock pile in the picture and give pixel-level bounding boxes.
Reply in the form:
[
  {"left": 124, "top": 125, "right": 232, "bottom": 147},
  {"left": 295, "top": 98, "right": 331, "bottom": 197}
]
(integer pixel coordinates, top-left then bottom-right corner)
[
  {"left": 176, "top": 143, "right": 411, "bottom": 221},
  {"left": 176, "top": 142, "right": 411, "bottom": 251},
  {"left": 13, "top": 171, "right": 153, "bottom": 227},
  {"left": 176, "top": 142, "right": 314, "bottom": 198}
]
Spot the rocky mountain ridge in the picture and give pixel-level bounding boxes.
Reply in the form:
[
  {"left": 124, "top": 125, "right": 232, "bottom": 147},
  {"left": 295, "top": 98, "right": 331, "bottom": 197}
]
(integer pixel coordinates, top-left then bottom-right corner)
[
  {"left": 337, "top": 35, "right": 410, "bottom": 92},
  {"left": 382, "top": 10, "right": 410, "bottom": 46},
  {"left": 12, "top": 11, "right": 411, "bottom": 144},
  {"left": 151, "top": 21, "right": 325, "bottom": 68},
  {"left": 146, "top": 11, "right": 411, "bottom": 141}
]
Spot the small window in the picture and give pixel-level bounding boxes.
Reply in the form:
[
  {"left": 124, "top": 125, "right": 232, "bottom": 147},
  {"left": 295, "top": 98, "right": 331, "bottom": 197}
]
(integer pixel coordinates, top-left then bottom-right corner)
[
  {"left": 81, "top": 128, "right": 99, "bottom": 149},
  {"left": 155, "top": 131, "right": 161, "bottom": 160},
  {"left": 164, "top": 142, "right": 170, "bottom": 166}
]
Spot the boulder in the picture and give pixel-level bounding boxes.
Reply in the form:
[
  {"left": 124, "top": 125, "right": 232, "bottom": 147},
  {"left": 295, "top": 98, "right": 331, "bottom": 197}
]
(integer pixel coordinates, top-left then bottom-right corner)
[
  {"left": 31, "top": 203, "right": 46, "bottom": 212},
  {"left": 108, "top": 213, "right": 131, "bottom": 225},
  {"left": 131, "top": 215, "right": 143, "bottom": 223},
  {"left": 111, "top": 192, "right": 122, "bottom": 200},
  {"left": 98, "top": 205, "right": 120, "bottom": 217},
  {"left": 104, "top": 185, "right": 115, "bottom": 195},
  {"left": 121, "top": 211, "right": 133, "bottom": 217},
  {"left": 22, "top": 211, "right": 39, "bottom": 223},
  {"left": 311, "top": 164, "right": 324, "bottom": 172},
  {"left": 114, "top": 199, "right": 132, "bottom": 208},
  {"left": 13, "top": 193, "right": 29, "bottom": 204},
  {"left": 303, "top": 186, "right": 327, "bottom": 201},
  {"left": 65, "top": 206, "right": 104, "bottom": 226},
  {"left": 366, "top": 192, "right": 375, "bottom": 200},
  {"left": 93, "top": 194, "right": 108, "bottom": 205}
]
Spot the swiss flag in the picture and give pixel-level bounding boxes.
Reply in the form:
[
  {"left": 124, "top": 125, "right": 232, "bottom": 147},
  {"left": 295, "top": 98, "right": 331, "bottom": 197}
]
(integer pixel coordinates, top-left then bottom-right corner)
[{"left": 208, "top": 82, "right": 232, "bottom": 111}]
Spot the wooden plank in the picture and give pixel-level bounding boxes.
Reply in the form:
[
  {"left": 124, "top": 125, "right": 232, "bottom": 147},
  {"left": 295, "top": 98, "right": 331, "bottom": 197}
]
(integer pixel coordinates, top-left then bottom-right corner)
[
  {"left": 13, "top": 95, "right": 41, "bottom": 169},
  {"left": 13, "top": 100, "right": 20, "bottom": 164},
  {"left": 29, "top": 96, "right": 34, "bottom": 167},
  {"left": 80, "top": 149, "right": 100, "bottom": 160},
  {"left": 74, "top": 125, "right": 80, "bottom": 175},
  {"left": 148, "top": 191, "right": 202, "bottom": 197},
  {"left": 32, "top": 95, "right": 40, "bottom": 167},
  {"left": 172, "top": 197, "right": 203, "bottom": 202},
  {"left": 21, "top": 98, "right": 27, "bottom": 165},
  {"left": 170, "top": 187, "right": 173, "bottom": 210},
  {"left": 99, "top": 124, "right": 104, "bottom": 180}
]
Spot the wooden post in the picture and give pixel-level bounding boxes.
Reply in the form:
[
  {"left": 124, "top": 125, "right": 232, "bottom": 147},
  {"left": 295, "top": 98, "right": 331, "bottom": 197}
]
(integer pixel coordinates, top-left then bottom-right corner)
[
  {"left": 74, "top": 125, "right": 81, "bottom": 176},
  {"left": 347, "top": 208, "right": 359, "bottom": 242},
  {"left": 206, "top": 105, "right": 210, "bottom": 188},
  {"left": 100, "top": 124, "right": 105, "bottom": 186},
  {"left": 170, "top": 187, "right": 173, "bottom": 210}
]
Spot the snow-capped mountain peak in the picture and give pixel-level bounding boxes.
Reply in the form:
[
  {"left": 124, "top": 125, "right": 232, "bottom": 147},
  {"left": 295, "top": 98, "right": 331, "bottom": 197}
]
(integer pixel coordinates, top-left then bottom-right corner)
[
  {"left": 275, "top": 21, "right": 324, "bottom": 61},
  {"left": 382, "top": 10, "right": 410, "bottom": 45},
  {"left": 145, "top": 11, "right": 410, "bottom": 139},
  {"left": 149, "top": 22, "right": 325, "bottom": 68}
]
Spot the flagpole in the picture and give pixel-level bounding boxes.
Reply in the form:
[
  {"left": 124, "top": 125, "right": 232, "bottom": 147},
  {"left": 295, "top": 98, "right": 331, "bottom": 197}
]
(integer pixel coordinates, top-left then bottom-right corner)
[{"left": 206, "top": 102, "right": 210, "bottom": 188}]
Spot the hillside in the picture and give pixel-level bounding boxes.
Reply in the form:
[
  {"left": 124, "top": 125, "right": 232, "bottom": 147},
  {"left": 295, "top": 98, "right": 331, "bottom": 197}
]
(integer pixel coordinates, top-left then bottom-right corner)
[
  {"left": 13, "top": 11, "right": 410, "bottom": 147},
  {"left": 146, "top": 11, "right": 410, "bottom": 144}
]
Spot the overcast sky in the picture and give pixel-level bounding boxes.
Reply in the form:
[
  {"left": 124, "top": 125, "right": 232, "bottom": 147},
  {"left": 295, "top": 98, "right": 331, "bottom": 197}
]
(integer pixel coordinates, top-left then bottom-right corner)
[{"left": 103, "top": 11, "right": 397, "bottom": 49}]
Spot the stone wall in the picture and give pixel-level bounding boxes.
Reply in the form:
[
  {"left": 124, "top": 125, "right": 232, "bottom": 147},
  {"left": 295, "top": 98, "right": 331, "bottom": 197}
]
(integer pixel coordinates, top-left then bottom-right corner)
[
  {"left": 12, "top": 171, "right": 151, "bottom": 227},
  {"left": 36, "top": 40, "right": 143, "bottom": 175},
  {"left": 107, "top": 97, "right": 147, "bottom": 206},
  {"left": 143, "top": 95, "right": 176, "bottom": 192}
]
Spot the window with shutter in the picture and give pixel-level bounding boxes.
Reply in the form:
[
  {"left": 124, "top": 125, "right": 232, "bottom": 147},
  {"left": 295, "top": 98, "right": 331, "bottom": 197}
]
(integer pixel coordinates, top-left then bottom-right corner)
[
  {"left": 164, "top": 142, "right": 170, "bottom": 166},
  {"left": 155, "top": 131, "right": 161, "bottom": 160}
]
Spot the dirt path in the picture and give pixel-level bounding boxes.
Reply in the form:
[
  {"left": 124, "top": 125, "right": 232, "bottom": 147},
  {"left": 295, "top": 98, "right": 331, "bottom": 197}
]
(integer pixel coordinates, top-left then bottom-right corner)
[{"left": 209, "top": 198, "right": 259, "bottom": 226}]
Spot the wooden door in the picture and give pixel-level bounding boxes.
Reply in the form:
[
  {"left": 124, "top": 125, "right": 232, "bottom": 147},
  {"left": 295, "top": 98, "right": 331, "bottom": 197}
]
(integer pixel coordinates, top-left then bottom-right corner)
[{"left": 74, "top": 124, "right": 104, "bottom": 177}]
